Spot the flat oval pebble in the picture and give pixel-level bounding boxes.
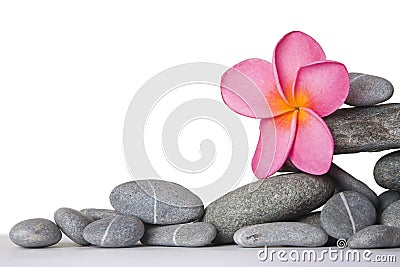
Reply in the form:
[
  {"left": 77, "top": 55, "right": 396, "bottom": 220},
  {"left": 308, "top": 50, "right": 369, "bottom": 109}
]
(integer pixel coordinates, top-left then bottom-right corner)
[
  {"left": 374, "top": 150, "right": 400, "bottom": 191},
  {"left": 348, "top": 225, "right": 400, "bottom": 249},
  {"left": 202, "top": 173, "right": 334, "bottom": 244},
  {"left": 328, "top": 163, "right": 378, "bottom": 208},
  {"left": 233, "top": 222, "right": 328, "bottom": 247},
  {"left": 380, "top": 200, "right": 400, "bottom": 228},
  {"left": 83, "top": 215, "right": 144, "bottom": 247},
  {"left": 80, "top": 208, "right": 121, "bottom": 220},
  {"left": 321, "top": 191, "right": 376, "bottom": 239},
  {"left": 325, "top": 104, "right": 400, "bottom": 154},
  {"left": 378, "top": 190, "right": 400, "bottom": 214},
  {"left": 54, "top": 207, "right": 94, "bottom": 245},
  {"left": 346, "top": 73, "right": 394, "bottom": 107},
  {"left": 141, "top": 222, "right": 216, "bottom": 247},
  {"left": 9, "top": 218, "right": 62, "bottom": 248},
  {"left": 296, "top": 212, "right": 337, "bottom": 246},
  {"left": 110, "top": 179, "right": 204, "bottom": 225}
]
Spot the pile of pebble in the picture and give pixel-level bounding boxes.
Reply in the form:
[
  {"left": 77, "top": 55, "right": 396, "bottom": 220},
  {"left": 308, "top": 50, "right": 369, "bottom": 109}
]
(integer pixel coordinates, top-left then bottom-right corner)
[{"left": 9, "top": 73, "right": 400, "bottom": 249}]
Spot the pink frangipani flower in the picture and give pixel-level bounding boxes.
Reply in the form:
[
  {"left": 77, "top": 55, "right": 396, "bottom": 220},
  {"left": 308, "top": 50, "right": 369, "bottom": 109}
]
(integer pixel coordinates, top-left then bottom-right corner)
[{"left": 220, "top": 31, "right": 349, "bottom": 178}]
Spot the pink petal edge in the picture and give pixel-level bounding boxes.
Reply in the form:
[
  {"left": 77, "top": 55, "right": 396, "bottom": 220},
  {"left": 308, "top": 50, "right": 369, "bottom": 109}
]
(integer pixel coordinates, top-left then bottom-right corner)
[
  {"left": 289, "top": 108, "right": 334, "bottom": 175},
  {"left": 221, "top": 58, "right": 289, "bottom": 119},
  {"left": 293, "top": 61, "right": 349, "bottom": 117},
  {"left": 273, "top": 31, "right": 326, "bottom": 104},
  {"left": 252, "top": 110, "right": 298, "bottom": 179}
]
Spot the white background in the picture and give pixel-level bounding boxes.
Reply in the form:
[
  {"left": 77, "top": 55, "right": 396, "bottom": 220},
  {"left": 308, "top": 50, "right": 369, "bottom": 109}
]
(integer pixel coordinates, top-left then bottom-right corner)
[{"left": 1, "top": 0, "right": 400, "bottom": 234}]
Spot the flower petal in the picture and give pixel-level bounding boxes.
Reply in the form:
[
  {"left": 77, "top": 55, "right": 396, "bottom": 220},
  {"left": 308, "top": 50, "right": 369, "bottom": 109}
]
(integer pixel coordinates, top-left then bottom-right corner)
[
  {"left": 221, "top": 58, "right": 292, "bottom": 119},
  {"left": 293, "top": 61, "right": 349, "bottom": 117},
  {"left": 273, "top": 31, "right": 326, "bottom": 104},
  {"left": 252, "top": 110, "right": 298, "bottom": 178},
  {"left": 289, "top": 108, "right": 333, "bottom": 175}
]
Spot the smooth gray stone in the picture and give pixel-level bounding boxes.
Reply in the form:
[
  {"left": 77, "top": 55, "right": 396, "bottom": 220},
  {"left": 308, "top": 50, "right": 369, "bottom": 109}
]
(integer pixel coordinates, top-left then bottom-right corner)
[
  {"left": 9, "top": 218, "right": 62, "bottom": 248},
  {"left": 328, "top": 163, "right": 378, "bottom": 208},
  {"left": 110, "top": 179, "right": 204, "bottom": 225},
  {"left": 141, "top": 222, "right": 216, "bottom": 247},
  {"left": 83, "top": 215, "right": 144, "bottom": 247},
  {"left": 378, "top": 190, "right": 400, "bottom": 214},
  {"left": 295, "top": 212, "right": 337, "bottom": 246},
  {"left": 324, "top": 104, "right": 400, "bottom": 154},
  {"left": 380, "top": 200, "right": 400, "bottom": 228},
  {"left": 201, "top": 173, "right": 335, "bottom": 244},
  {"left": 80, "top": 209, "right": 121, "bottom": 220},
  {"left": 346, "top": 73, "right": 394, "bottom": 107},
  {"left": 233, "top": 222, "right": 328, "bottom": 247},
  {"left": 348, "top": 225, "right": 400, "bottom": 249},
  {"left": 54, "top": 207, "right": 94, "bottom": 246},
  {"left": 374, "top": 150, "right": 400, "bottom": 191},
  {"left": 321, "top": 191, "right": 376, "bottom": 239}
]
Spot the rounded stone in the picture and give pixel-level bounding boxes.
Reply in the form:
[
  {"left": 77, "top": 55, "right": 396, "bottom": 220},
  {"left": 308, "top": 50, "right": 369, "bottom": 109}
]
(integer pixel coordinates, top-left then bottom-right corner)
[
  {"left": 346, "top": 73, "right": 394, "bottom": 107},
  {"left": 233, "top": 222, "right": 328, "bottom": 247},
  {"left": 9, "top": 218, "right": 62, "bottom": 248},
  {"left": 321, "top": 191, "right": 376, "bottom": 239},
  {"left": 374, "top": 150, "right": 400, "bottom": 191},
  {"left": 54, "top": 207, "right": 94, "bottom": 245},
  {"left": 80, "top": 209, "right": 121, "bottom": 221},
  {"left": 348, "top": 225, "right": 400, "bottom": 249},
  {"left": 141, "top": 222, "right": 216, "bottom": 247},
  {"left": 327, "top": 163, "right": 378, "bottom": 208},
  {"left": 378, "top": 190, "right": 400, "bottom": 214},
  {"left": 110, "top": 179, "right": 204, "bottom": 225},
  {"left": 295, "top": 212, "right": 337, "bottom": 246},
  {"left": 83, "top": 215, "right": 144, "bottom": 247},
  {"left": 380, "top": 200, "right": 400, "bottom": 228},
  {"left": 201, "top": 173, "right": 335, "bottom": 244}
]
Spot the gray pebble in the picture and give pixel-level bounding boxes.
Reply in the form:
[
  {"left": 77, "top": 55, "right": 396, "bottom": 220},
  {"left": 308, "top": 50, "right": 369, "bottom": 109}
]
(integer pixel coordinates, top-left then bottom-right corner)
[
  {"left": 348, "top": 225, "right": 400, "bottom": 248},
  {"left": 141, "top": 222, "right": 216, "bottom": 247},
  {"left": 201, "top": 173, "right": 334, "bottom": 244},
  {"left": 380, "top": 200, "right": 400, "bottom": 228},
  {"left": 321, "top": 191, "right": 376, "bottom": 239},
  {"left": 54, "top": 207, "right": 94, "bottom": 245},
  {"left": 110, "top": 179, "right": 204, "bottom": 225},
  {"left": 233, "top": 222, "right": 328, "bottom": 247},
  {"left": 296, "top": 212, "right": 337, "bottom": 246},
  {"left": 378, "top": 190, "right": 400, "bottom": 214},
  {"left": 9, "top": 218, "right": 62, "bottom": 248},
  {"left": 80, "top": 208, "right": 121, "bottom": 220},
  {"left": 83, "top": 215, "right": 144, "bottom": 247},
  {"left": 328, "top": 163, "right": 378, "bottom": 208},
  {"left": 374, "top": 150, "right": 400, "bottom": 191},
  {"left": 346, "top": 73, "right": 394, "bottom": 107},
  {"left": 324, "top": 104, "right": 400, "bottom": 154}
]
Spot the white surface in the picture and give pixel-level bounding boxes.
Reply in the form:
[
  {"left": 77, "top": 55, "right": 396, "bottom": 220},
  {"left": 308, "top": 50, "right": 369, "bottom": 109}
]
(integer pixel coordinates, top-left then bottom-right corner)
[
  {"left": 1, "top": 236, "right": 400, "bottom": 266},
  {"left": 0, "top": 0, "right": 400, "bottom": 234}
]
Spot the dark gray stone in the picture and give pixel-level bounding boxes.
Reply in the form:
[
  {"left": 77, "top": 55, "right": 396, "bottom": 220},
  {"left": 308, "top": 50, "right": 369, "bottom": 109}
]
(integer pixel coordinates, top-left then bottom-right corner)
[
  {"left": 80, "top": 209, "right": 121, "bottom": 220},
  {"left": 9, "top": 218, "right": 62, "bottom": 248},
  {"left": 324, "top": 104, "right": 400, "bottom": 154},
  {"left": 374, "top": 150, "right": 400, "bottom": 191},
  {"left": 233, "top": 222, "right": 328, "bottom": 247},
  {"left": 346, "top": 73, "right": 394, "bottom": 107},
  {"left": 321, "top": 191, "right": 376, "bottom": 239},
  {"left": 380, "top": 200, "right": 400, "bottom": 228},
  {"left": 110, "top": 179, "right": 204, "bottom": 225},
  {"left": 348, "top": 225, "right": 400, "bottom": 248},
  {"left": 201, "top": 173, "right": 335, "bottom": 244},
  {"left": 83, "top": 215, "right": 144, "bottom": 247},
  {"left": 141, "top": 222, "right": 216, "bottom": 247},
  {"left": 295, "top": 212, "right": 337, "bottom": 246},
  {"left": 378, "top": 190, "right": 400, "bottom": 214},
  {"left": 54, "top": 207, "right": 94, "bottom": 246},
  {"left": 328, "top": 163, "right": 378, "bottom": 208}
]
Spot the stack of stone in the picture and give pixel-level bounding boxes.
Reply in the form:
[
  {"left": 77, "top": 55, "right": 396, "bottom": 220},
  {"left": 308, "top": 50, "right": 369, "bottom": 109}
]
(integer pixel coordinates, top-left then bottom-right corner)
[{"left": 8, "top": 73, "right": 400, "bottom": 249}]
